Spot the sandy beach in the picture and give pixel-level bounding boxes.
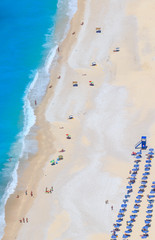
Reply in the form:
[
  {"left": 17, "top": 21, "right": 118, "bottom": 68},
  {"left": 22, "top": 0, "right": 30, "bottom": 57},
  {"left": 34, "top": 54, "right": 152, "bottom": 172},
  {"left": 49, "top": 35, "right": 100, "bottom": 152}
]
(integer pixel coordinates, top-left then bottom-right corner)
[{"left": 2, "top": 0, "right": 155, "bottom": 239}]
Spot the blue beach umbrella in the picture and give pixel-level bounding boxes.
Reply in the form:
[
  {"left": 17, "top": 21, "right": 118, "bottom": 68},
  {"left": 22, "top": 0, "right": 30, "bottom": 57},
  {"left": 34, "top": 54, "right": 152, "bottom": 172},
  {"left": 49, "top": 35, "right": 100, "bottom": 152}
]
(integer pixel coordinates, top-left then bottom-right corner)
[
  {"left": 145, "top": 219, "right": 151, "bottom": 224},
  {"left": 121, "top": 204, "right": 127, "bottom": 208},
  {"left": 132, "top": 168, "right": 139, "bottom": 171},
  {"left": 125, "top": 194, "right": 130, "bottom": 198},
  {"left": 150, "top": 190, "right": 155, "bottom": 194},
  {"left": 132, "top": 173, "right": 137, "bottom": 177},
  {"left": 117, "top": 213, "right": 124, "bottom": 218},
  {"left": 141, "top": 235, "right": 149, "bottom": 239},
  {"left": 138, "top": 190, "right": 144, "bottom": 194},
  {"left": 111, "top": 235, "right": 117, "bottom": 239},
  {"left": 151, "top": 184, "right": 155, "bottom": 188},
  {"left": 123, "top": 199, "right": 128, "bottom": 203},
  {"left": 149, "top": 148, "right": 154, "bottom": 151},
  {"left": 132, "top": 209, "right": 139, "bottom": 213},
  {"left": 148, "top": 151, "right": 154, "bottom": 155},
  {"left": 139, "top": 185, "right": 146, "bottom": 189},
  {"left": 152, "top": 181, "right": 155, "bottom": 184},
  {"left": 136, "top": 195, "right": 143, "bottom": 199},
  {"left": 114, "top": 223, "right": 121, "bottom": 227},
  {"left": 130, "top": 215, "right": 137, "bottom": 219},
  {"left": 147, "top": 204, "right": 153, "bottom": 209},
  {"left": 123, "top": 234, "right": 130, "bottom": 238},
  {"left": 126, "top": 186, "right": 132, "bottom": 189},
  {"left": 141, "top": 181, "right": 147, "bottom": 184},
  {"left": 143, "top": 172, "right": 150, "bottom": 176},
  {"left": 142, "top": 226, "right": 149, "bottom": 230},
  {"left": 142, "top": 176, "right": 148, "bottom": 180},
  {"left": 148, "top": 195, "right": 155, "bottom": 198},
  {"left": 146, "top": 209, "right": 153, "bottom": 213},
  {"left": 135, "top": 199, "right": 141, "bottom": 203},
  {"left": 142, "top": 230, "right": 149, "bottom": 233},
  {"left": 146, "top": 160, "right": 151, "bottom": 163},
  {"left": 125, "top": 229, "right": 132, "bottom": 233},
  {"left": 136, "top": 155, "right": 141, "bottom": 159},
  {"left": 134, "top": 204, "right": 140, "bottom": 209},
  {"left": 134, "top": 164, "right": 139, "bottom": 167},
  {"left": 130, "top": 177, "right": 136, "bottom": 180},
  {"left": 119, "top": 209, "right": 126, "bottom": 213},
  {"left": 116, "top": 218, "right": 123, "bottom": 222},
  {"left": 145, "top": 164, "right": 151, "bottom": 167},
  {"left": 145, "top": 168, "right": 150, "bottom": 171},
  {"left": 147, "top": 199, "right": 154, "bottom": 204},
  {"left": 146, "top": 214, "right": 152, "bottom": 218},
  {"left": 127, "top": 225, "right": 133, "bottom": 229}
]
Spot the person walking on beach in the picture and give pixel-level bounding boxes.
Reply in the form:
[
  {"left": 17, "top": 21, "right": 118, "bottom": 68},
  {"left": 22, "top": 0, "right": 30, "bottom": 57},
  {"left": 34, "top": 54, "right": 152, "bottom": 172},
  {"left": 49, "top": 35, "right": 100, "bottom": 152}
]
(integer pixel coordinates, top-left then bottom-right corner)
[{"left": 31, "top": 191, "right": 33, "bottom": 197}]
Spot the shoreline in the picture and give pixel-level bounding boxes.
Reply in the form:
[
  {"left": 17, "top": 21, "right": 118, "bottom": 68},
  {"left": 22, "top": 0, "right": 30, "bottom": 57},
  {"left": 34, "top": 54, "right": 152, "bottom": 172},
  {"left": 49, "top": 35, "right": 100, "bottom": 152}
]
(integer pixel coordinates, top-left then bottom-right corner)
[
  {"left": 2, "top": 0, "right": 86, "bottom": 239},
  {"left": 2, "top": 0, "right": 155, "bottom": 239}
]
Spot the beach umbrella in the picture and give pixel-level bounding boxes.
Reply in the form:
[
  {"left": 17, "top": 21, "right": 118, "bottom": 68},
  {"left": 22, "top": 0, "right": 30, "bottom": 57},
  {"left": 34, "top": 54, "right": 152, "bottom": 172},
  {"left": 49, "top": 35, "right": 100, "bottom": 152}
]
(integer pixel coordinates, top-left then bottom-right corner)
[
  {"left": 131, "top": 173, "right": 137, "bottom": 177},
  {"left": 132, "top": 209, "right": 139, "bottom": 213},
  {"left": 147, "top": 204, "right": 153, "bottom": 209},
  {"left": 139, "top": 185, "right": 146, "bottom": 189},
  {"left": 143, "top": 172, "right": 150, "bottom": 176},
  {"left": 116, "top": 218, "right": 123, "bottom": 222},
  {"left": 134, "top": 204, "right": 140, "bottom": 209},
  {"left": 151, "top": 184, "right": 155, "bottom": 188},
  {"left": 130, "top": 177, "right": 136, "bottom": 180},
  {"left": 142, "top": 229, "right": 149, "bottom": 233},
  {"left": 149, "top": 148, "right": 154, "bottom": 151},
  {"left": 111, "top": 235, "right": 117, "bottom": 239},
  {"left": 146, "top": 160, "right": 151, "bottom": 163},
  {"left": 134, "top": 164, "right": 139, "bottom": 167},
  {"left": 142, "top": 225, "right": 149, "bottom": 230},
  {"left": 136, "top": 155, "right": 141, "bottom": 159},
  {"left": 128, "top": 219, "right": 135, "bottom": 224},
  {"left": 141, "top": 181, "right": 147, "bottom": 184},
  {"left": 117, "top": 213, "right": 124, "bottom": 218},
  {"left": 134, "top": 159, "right": 140, "bottom": 163},
  {"left": 142, "top": 176, "right": 148, "bottom": 180},
  {"left": 148, "top": 151, "right": 154, "bottom": 155},
  {"left": 119, "top": 209, "right": 126, "bottom": 213},
  {"left": 145, "top": 220, "right": 151, "bottom": 224},
  {"left": 138, "top": 190, "right": 144, "bottom": 194},
  {"left": 146, "top": 214, "right": 152, "bottom": 218},
  {"left": 146, "top": 210, "right": 153, "bottom": 213},
  {"left": 130, "top": 215, "right": 137, "bottom": 219},
  {"left": 145, "top": 168, "right": 150, "bottom": 171},
  {"left": 136, "top": 195, "right": 143, "bottom": 199},
  {"left": 125, "top": 229, "right": 132, "bottom": 233},
  {"left": 147, "top": 195, "right": 155, "bottom": 199},
  {"left": 121, "top": 204, "right": 127, "bottom": 208},
  {"left": 152, "top": 181, "right": 155, "bottom": 185},
  {"left": 147, "top": 199, "right": 154, "bottom": 204},
  {"left": 141, "top": 234, "right": 149, "bottom": 239},
  {"left": 123, "top": 199, "right": 128, "bottom": 203},
  {"left": 150, "top": 190, "right": 155, "bottom": 194},
  {"left": 123, "top": 234, "right": 130, "bottom": 238},
  {"left": 114, "top": 223, "right": 121, "bottom": 228},
  {"left": 135, "top": 199, "right": 141, "bottom": 203},
  {"left": 125, "top": 194, "right": 130, "bottom": 198},
  {"left": 145, "top": 164, "right": 151, "bottom": 167},
  {"left": 126, "top": 186, "right": 132, "bottom": 189},
  {"left": 132, "top": 168, "right": 139, "bottom": 171}
]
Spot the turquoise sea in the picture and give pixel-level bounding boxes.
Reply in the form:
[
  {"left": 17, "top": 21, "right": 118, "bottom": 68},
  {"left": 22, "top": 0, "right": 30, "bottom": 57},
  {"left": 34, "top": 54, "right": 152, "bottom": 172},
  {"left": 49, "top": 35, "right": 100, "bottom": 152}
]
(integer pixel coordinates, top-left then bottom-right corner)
[{"left": 0, "top": 0, "right": 77, "bottom": 237}]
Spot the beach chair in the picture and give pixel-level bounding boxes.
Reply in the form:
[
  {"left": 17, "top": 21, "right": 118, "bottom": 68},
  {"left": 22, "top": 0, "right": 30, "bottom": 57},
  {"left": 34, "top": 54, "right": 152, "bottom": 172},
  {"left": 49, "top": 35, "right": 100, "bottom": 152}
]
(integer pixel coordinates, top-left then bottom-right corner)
[
  {"left": 96, "top": 27, "right": 101, "bottom": 33},
  {"left": 73, "top": 81, "right": 78, "bottom": 87},
  {"left": 89, "top": 81, "right": 94, "bottom": 86},
  {"left": 91, "top": 62, "right": 97, "bottom": 66}
]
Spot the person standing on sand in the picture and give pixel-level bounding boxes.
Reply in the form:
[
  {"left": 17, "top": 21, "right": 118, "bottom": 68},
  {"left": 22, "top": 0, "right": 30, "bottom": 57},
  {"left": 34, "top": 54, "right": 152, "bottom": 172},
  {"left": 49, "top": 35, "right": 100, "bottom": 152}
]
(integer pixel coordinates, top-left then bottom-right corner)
[
  {"left": 31, "top": 191, "right": 33, "bottom": 197},
  {"left": 22, "top": 218, "right": 25, "bottom": 223},
  {"left": 25, "top": 190, "right": 27, "bottom": 195},
  {"left": 111, "top": 205, "right": 113, "bottom": 210},
  {"left": 26, "top": 218, "right": 28, "bottom": 223}
]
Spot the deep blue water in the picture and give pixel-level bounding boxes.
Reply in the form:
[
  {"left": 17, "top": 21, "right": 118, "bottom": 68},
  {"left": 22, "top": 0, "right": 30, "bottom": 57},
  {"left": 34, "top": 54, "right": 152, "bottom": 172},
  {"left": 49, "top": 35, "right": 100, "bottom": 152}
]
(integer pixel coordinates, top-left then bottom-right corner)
[{"left": 0, "top": 0, "right": 58, "bottom": 234}]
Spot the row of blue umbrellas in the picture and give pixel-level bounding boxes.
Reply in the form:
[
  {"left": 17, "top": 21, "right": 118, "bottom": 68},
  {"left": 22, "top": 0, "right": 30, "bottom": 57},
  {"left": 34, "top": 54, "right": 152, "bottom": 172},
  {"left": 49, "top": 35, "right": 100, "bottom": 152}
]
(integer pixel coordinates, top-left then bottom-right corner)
[
  {"left": 141, "top": 179, "right": 155, "bottom": 239},
  {"left": 123, "top": 150, "right": 154, "bottom": 239},
  {"left": 111, "top": 151, "right": 142, "bottom": 239}
]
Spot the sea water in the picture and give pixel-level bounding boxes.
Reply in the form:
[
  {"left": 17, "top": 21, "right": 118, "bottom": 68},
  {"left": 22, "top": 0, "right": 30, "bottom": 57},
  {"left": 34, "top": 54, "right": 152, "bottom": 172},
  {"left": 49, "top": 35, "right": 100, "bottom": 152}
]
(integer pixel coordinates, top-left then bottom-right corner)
[{"left": 0, "top": 0, "right": 77, "bottom": 238}]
